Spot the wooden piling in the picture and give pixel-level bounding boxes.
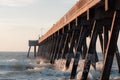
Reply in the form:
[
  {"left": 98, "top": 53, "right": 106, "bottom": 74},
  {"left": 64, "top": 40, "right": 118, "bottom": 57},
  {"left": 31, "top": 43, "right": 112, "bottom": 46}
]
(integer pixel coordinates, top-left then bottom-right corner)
[
  {"left": 100, "top": 11, "right": 119, "bottom": 80},
  {"left": 81, "top": 20, "right": 99, "bottom": 80},
  {"left": 70, "top": 26, "right": 88, "bottom": 79}
]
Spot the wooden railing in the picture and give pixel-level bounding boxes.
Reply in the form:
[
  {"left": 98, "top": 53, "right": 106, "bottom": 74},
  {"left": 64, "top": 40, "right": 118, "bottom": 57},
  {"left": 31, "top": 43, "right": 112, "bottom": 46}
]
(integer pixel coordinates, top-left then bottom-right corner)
[{"left": 39, "top": 0, "right": 101, "bottom": 43}]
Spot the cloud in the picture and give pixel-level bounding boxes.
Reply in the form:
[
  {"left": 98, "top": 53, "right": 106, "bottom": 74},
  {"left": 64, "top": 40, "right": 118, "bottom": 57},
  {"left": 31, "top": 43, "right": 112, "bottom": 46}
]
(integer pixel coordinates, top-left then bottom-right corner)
[{"left": 0, "top": 0, "right": 35, "bottom": 7}]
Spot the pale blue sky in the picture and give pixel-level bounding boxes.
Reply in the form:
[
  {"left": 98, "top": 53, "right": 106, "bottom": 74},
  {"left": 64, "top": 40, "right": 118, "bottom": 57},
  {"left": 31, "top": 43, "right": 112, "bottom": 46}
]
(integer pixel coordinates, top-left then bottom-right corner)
[{"left": 0, "top": 0, "right": 78, "bottom": 51}]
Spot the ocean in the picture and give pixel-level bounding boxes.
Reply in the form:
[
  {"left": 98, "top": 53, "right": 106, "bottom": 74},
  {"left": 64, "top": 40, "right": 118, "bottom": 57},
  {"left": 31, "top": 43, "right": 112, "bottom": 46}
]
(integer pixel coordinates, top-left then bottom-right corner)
[
  {"left": 0, "top": 52, "right": 70, "bottom": 80},
  {"left": 0, "top": 52, "right": 119, "bottom": 80}
]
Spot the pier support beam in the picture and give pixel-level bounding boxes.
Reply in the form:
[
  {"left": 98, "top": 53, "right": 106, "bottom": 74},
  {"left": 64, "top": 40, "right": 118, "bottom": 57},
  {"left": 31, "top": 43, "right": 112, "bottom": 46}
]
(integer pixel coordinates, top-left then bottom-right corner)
[
  {"left": 27, "top": 46, "right": 31, "bottom": 57},
  {"left": 61, "top": 32, "right": 71, "bottom": 59},
  {"left": 56, "top": 31, "right": 67, "bottom": 59},
  {"left": 81, "top": 20, "right": 99, "bottom": 80},
  {"left": 100, "top": 11, "right": 120, "bottom": 80},
  {"left": 103, "top": 26, "right": 109, "bottom": 59},
  {"left": 50, "top": 32, "right": 61, "bottom": 64},
  {"left": 65, "top": 23, "right": 79, "bottom": 69},
  {"left": 34, "top": 46, "right": 37, "bottom": 57},
  {"left": 49, "top": 35, "right": 57, "bottom": 60},
  {"left": 52, "top": 35, "right": 61, "bottom": 63},
  {"left": 70, "top": 26, "right": 88, "bottom": 79}
]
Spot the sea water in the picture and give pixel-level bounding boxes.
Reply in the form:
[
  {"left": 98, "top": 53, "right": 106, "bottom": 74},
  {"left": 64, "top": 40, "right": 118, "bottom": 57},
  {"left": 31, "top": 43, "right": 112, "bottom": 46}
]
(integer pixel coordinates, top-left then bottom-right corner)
[
  {"left": 0, "top": 52, "right": 119, "bottom": 80},
  {"left": 0, "top": 52, "right": 70, "bottom": 80}
]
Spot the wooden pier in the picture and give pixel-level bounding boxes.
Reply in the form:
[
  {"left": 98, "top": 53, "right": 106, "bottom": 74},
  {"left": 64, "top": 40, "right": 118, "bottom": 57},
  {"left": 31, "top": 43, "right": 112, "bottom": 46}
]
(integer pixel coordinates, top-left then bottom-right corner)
[
  {"left": 37, "top": 0, "right": 120, "bottom": 80},
  {"left": 27, "top": 40, "right": 38, "bottom": 57}
]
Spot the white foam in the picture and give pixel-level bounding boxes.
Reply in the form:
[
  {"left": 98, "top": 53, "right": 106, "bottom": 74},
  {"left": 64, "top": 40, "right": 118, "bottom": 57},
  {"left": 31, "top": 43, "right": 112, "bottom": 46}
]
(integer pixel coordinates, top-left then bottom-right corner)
[
  {"left": 0, "top": 71, "right": 9, "bottom": 74},
  {"left": 77, "top": 71, "right": 94, "bottom": 80},
  {"left": 54, "top": 59, "right": 120, "bottom": 80},
  {"left": 6, "top": 59, "right": 18, "bottom": 62}
]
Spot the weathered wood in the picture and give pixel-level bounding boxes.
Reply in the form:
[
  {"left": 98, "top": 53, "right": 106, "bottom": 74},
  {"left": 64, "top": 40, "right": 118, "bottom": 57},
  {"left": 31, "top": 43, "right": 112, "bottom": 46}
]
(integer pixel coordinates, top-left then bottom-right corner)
[
  {"left": 53, "top": 34, "right": 62, "bottom": 62},
  {"left": 36, "top": 0, "right": 120, "bottom": 80},
  {"left": 61, "top": 33, "right": 71, "bottom": 59},
  {"left": 99, "top": 34, "right": 103, "bottom": 53},
  {"left": 51, "top": 33, "right": 61, "bottom": 64},
  {"left": 65, "top": 30, "right": 75, "bottom": 69},
  {"left": 100, "top": 11, "right": 119, "bottom": 80},
  {"left": 103, "top": 26, "right": 109, "bottom": 59},
  {"left": 34, "top": 46, "right": 37, "bottom": 57},
  {"left": 56, "top": 33, "right": 64, "bottom": 59},
  {"left": 105, "top": 0, "right": 108, "bottom": 11},
  {"left": 47, "top": 37, "right": 53, "bottom": 59},
  {"left": 27, "top": 40, "right": 38, "bottom": 57},
  {"left": 42, "top": 45, "right": 46, "bottom": 57},
  {"left": 50, "top": 35, "right": 58, "bottom": 63},
  {"left": 38, "top": 45, "right": 43, "bottom": 57},
  {"left": 65, "top": 22, "right": 82, "bottom": 69},
  {"left": 70, "top": 26, "right": 88, "bottom": 79},
  {"left": 49, "top": 36, "right": 56, "bottom": 60},
  {"left": 46, "top": 41, "right": 50, "bottom": 58},
  {"left": 29, "top": 40, "right": 38, "bottom": 46},
  {"left": 82, "top": 37, "right": 87, "bottom": 59},
  {"left": 56, "top": 33, "right": 67, "bottom": 59},
  {"left": 91, "top": 46, "right": 99, "bottom": 70},
  {"left": 89, "top": 24, "right": 99, "bottom": 69},
  {"left": 81, "top": 20, "right": 99, "bottom": 80},
  {"left": 39, "top": 0, "right": 101, "bottom": 43},
  {"left": 27, "top": 46, "right": 31, "bottom": 57},
  {"left": 37, "top": 46, "right": 40, "bottom": 56},
  {"left": 39, "top": 45, "right": 43, "bottom": 57},
  {"left": 41, "top": 45, "right": 44, "bottom": 57}
]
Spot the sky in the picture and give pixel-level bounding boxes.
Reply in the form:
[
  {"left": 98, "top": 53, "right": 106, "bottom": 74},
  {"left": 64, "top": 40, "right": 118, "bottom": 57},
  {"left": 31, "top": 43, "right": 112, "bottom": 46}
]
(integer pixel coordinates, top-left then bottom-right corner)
[
  {"left": 0, "top": 0, "right": 78, "bottom": 52},
  {"left": 0, "top": 0, "right": 119, "bottom": 52}
]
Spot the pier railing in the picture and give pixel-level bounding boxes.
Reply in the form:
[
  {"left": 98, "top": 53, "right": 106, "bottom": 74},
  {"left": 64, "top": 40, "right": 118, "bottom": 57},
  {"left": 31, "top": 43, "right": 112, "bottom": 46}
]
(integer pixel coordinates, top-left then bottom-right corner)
[{"left": 38, "top": 0, "right": 100, "bottom": 43}]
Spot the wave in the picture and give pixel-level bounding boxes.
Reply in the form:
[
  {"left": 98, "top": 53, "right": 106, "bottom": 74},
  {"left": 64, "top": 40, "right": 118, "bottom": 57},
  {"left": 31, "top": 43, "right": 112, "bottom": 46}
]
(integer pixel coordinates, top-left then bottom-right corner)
[
  {"left": 6, "top": 59, "right": 18, "bottom": 62},
  {"left": 0, "top": 59, "right": 18, "bottom": 63}
]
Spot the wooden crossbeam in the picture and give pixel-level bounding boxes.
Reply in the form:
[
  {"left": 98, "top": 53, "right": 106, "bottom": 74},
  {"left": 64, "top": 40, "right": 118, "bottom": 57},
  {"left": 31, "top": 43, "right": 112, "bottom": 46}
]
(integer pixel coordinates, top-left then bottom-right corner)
[{"left": 105, "top": 0, "right": 108, "bottom": 11}]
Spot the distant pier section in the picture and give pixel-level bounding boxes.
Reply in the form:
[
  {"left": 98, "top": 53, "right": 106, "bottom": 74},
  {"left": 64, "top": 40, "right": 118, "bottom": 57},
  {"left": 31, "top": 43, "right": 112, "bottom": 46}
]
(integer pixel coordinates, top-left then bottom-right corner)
[{"left": 27, "top": 40, "right": 38, "bottom": 57}]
